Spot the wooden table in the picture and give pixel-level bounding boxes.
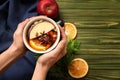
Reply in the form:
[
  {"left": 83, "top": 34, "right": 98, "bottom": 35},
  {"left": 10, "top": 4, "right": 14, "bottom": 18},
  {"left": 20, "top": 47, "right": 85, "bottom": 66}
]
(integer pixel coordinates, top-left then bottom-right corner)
[{"left": 54, "top": 0, "right": 120, "bottom": 80}]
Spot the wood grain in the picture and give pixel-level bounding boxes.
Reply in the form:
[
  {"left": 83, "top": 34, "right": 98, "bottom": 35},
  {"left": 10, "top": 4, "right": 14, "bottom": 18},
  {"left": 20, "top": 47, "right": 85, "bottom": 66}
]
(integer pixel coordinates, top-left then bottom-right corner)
[{"left": 53, "top": 0, "right": 120, "bottom": 79}]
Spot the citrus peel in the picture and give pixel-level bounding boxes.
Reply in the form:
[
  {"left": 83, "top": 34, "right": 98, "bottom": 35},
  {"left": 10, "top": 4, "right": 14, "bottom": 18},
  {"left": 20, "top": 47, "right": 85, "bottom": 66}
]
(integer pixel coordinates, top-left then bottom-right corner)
[
  {"left": 64, "top": 22, "right": 77, "bottom": 40},
  {"left": 68, "top": 58, "right": 89, "bottom": 78}
]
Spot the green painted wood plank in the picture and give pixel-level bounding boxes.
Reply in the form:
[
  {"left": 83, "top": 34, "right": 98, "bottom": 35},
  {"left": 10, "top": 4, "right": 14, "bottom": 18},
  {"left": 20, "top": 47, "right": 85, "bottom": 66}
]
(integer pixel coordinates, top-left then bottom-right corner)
[{"left": 50, "top": 0, "right": 120, "bottom": 79}]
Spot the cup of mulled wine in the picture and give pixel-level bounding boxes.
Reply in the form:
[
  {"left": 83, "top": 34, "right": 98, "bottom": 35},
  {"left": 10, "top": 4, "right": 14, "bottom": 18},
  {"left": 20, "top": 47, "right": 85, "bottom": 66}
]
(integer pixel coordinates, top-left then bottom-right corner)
[{"left": 23, "top": 16, "right": 60, "bottom": 54}]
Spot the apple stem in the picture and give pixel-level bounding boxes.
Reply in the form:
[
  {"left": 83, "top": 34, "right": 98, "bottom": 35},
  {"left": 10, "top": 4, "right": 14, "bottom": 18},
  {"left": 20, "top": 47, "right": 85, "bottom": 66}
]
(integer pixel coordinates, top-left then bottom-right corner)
[{"left": 46, "top": 6, "right": 52, "bottom": 11}]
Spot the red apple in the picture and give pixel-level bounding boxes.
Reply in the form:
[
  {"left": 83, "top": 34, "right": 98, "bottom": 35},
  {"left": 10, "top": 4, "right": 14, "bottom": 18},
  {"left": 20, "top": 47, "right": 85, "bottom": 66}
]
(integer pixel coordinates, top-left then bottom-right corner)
[{"left": 37, "top": 0, "right": 59, "bottom": 19}]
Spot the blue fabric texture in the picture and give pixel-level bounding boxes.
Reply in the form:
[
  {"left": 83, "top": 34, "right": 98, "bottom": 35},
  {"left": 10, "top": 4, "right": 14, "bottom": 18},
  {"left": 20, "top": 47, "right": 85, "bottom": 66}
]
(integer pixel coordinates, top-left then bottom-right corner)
[{"left": 0, "top": 0, "right": 50, "bottom": 80}]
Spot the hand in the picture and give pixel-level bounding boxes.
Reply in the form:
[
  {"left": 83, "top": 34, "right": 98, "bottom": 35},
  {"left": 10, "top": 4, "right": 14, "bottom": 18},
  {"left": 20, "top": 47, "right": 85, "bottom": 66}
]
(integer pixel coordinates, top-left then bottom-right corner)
[
  {"left": 37, "top": 27, "right": 67, "bottom": 69},
  {"left": 12, "top": 19, "right": 30, "bottom": 53},
  {"left": 32, "top": 27, "right": 67, "bottom": 80}
]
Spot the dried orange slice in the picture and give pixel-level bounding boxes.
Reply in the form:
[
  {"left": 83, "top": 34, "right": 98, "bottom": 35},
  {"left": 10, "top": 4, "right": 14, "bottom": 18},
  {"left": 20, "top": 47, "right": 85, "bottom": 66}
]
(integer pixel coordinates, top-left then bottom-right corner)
[
  {"left": 64, "top": 22, "right": 77, "bottom": 39},
  {"left": 68, "top": 58, "right": 89, "bottom": 78}
]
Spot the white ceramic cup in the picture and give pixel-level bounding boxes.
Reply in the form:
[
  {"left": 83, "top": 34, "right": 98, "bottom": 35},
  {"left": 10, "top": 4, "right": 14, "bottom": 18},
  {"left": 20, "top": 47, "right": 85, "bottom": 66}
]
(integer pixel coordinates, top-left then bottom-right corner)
[{"left": 23, "top": 16, "right": 60, "bottom": 54}]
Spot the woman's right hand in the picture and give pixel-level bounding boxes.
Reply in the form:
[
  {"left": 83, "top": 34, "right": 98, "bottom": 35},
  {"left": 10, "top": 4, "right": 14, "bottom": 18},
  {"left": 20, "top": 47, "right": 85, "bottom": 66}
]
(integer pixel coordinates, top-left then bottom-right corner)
[
  {"left": 32, "top": 27, "right": 67, "bottom": 80},
  {"left": 37, "top": 27, "right": 67, "bottom": 69}
]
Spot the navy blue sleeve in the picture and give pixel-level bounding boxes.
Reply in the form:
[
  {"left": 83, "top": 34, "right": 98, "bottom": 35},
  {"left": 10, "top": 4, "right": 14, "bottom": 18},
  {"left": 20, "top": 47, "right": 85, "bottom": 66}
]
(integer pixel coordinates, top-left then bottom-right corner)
[{"left": 0, "top": 0, "right": 51, "bottom": 80}]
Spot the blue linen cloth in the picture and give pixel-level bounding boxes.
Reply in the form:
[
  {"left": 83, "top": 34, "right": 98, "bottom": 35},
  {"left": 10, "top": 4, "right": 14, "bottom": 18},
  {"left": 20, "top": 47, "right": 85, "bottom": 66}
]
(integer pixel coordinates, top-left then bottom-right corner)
[{"left": 0, "top": 0, "right": 50, "bottom": 80}]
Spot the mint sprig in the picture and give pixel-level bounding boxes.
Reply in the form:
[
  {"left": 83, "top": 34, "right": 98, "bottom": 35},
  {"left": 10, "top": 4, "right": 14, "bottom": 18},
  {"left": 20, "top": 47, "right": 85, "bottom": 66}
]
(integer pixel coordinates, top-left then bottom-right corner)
[{"left": 67, "top": 39, "right": 80, "bottom": 55}]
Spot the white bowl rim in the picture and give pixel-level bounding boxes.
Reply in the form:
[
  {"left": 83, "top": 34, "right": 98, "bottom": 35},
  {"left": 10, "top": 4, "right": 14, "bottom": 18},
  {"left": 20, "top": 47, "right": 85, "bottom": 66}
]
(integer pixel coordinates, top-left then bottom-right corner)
[{"left": 23, "top": 16, "right": 60, "bottom": 54}]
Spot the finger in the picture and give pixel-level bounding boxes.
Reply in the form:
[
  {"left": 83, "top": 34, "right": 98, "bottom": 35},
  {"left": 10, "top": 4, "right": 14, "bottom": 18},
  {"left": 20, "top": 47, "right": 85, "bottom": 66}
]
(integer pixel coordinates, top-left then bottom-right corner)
[
  {"left": 19, "top": 18, "right": 30, "bottom": 28},
  {"left": 59, "top": 27, "right": 67, "bottom": 41},
  {"left": 61, "top": 25, "right": 65, "bottom": 30},
  {"left": 55, "top": 27, "right": 67, "bottom": 51},
  {"left": 17, "top": 18, "right": 30, "bottom": 31},
  {"left": 29, "top": 16, "right": 48, "bottom": 20},
  {"left": 29, "top": 16, "right": 36, "bottom": 20},
  {"left": 50, "top": 27, "right": 67, "bottom": 56}
]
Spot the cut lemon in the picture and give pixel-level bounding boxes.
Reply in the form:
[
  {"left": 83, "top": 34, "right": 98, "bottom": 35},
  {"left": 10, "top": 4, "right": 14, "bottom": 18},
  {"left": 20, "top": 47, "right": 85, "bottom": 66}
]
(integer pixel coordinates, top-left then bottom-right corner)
[
  {"left": 29, "top": 39, "right": 50, "bottom": 51},
  {"left": 64, "top": 22, "right": 77, "bottom": 39},
  {"left": 68, "top": 58, "right": 89, "bottom": 78}
]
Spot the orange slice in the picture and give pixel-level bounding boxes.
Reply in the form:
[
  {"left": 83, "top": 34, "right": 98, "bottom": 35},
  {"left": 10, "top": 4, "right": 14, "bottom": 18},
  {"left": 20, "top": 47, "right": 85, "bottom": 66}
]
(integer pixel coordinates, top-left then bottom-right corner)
[
  {"left": 29, "top": 39, "right": 50, "bottom": 51},
  {"left": 68, "top": 58, "right": 89, "bottom": 78},
  {"left": 64, "top": 22, "right": 77, "bottom": 39}
]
